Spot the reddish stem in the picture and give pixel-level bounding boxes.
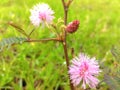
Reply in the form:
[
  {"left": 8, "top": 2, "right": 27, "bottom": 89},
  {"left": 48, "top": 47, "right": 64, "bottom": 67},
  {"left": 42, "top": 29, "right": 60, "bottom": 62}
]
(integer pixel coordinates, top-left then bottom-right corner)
[{"left": 61, "top": 0, "right": 75, "bottom": 90}]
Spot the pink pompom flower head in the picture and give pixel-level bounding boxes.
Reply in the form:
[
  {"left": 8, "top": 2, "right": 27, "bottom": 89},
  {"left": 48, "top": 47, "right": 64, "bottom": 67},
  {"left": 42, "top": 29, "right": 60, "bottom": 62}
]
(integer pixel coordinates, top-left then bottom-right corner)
[
  {"left": 30, "top": 3, "right": 55, "bottom": 27},
  {"left": 66, "top": 20, "right": 80, "bottom": 33},
  {"left": 69, "top": 53, "right": 101, "bottom": 89}
]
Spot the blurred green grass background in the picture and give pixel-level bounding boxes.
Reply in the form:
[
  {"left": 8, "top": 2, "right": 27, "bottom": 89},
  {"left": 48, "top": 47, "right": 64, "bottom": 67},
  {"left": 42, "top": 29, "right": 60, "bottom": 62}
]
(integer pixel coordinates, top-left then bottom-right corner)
[{"left": 0, "top": 0, "right": 120, "bottom": 90}]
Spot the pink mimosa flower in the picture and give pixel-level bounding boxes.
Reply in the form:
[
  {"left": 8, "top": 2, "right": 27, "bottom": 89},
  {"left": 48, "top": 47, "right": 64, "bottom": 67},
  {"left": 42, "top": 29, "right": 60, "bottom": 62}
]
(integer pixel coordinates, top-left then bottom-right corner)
[
  {"left": 69, "top": 53, "right": 101, "bottom": 89},
  {"left": 30, "top": 3, "right": 54, "bottom": 27}
]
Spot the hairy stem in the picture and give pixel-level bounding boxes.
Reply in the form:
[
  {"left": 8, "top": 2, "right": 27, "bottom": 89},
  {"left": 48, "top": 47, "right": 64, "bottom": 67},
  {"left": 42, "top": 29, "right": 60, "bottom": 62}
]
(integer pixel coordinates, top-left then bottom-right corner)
[{"left": 61, "top": 0, "right": 74, "bottom": 90}]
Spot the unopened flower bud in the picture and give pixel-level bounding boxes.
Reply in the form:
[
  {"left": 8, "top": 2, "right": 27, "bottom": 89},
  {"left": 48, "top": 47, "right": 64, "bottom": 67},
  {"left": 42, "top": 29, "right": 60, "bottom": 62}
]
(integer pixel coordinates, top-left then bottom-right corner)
[{"left": 66, "top": 20, "right": 80, "bottom": 33}]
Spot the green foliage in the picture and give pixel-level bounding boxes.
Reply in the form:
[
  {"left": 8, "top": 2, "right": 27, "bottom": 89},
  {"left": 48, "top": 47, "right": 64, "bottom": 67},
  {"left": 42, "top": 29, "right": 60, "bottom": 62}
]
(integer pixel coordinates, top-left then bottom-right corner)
[
  {"left": 0, "top": 37, "right": 27, "bottom": 51},
  {"left": 111, "top": 45, "right": 120, "bottom": 63},
  {"left": 110, "top": 45, "right": 120, "bottom": 74},
  {"left": 104, "top": 75, "right": 120, "bottom": 90},
  {"left": 103, "top": 45, "right": 120, "bottom": 90}
]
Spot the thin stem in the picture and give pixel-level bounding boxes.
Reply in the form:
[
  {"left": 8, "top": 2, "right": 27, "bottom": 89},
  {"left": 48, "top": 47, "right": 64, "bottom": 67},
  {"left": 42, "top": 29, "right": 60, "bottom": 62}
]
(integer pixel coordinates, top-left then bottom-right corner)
[
  {"left": 8, "top": 22, "right": 28, "bottom": 37},
  {"left": 71, "top": 48, "right": 75, "bottom": 58},
  {"left": 28, "top": 28, "right": 36, "bottom": 38},
  {"left": 51, "top": 24, "right": 61, "bottom": 38},
  {"left": 25, "top": 38, "right": 62, "bottom": 43},
  {"left": 62, "top": 0, "right": 67, "bottom": 25},
  {"left": 67, "top": 0, "right": 73, "bottom": 8},
  {"left": 45, "top": 21, "right": 59, "bottom": 37},
  {"left": 61, "top": 0, "right": 75, "bottom": 90}
]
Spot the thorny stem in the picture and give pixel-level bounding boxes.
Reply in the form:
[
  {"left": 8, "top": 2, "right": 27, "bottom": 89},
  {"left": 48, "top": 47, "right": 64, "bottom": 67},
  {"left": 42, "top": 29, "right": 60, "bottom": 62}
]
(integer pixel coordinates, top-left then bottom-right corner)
[{"left": 61, "top": 0, "right": 75, "bottom": 90}]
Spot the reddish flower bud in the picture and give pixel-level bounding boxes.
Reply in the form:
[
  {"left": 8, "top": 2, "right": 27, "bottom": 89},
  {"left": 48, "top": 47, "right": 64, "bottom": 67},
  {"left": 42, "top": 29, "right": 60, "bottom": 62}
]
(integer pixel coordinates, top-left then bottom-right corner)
[{"left": 66, "top": 20, "right": 80, "bottom": 33}]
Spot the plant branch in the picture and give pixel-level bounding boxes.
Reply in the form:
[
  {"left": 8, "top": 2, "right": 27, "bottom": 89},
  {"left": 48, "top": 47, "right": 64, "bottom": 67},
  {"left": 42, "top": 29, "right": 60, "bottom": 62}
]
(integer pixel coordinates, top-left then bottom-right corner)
[
  {"left": 25, "top": 38, "right": 63, "bottom": 43},
  {"left": 67, "top": 0, "right": 73, "bottom": 8},
  {"left": 28, "top": 28, "right": 36, "bottom": 38},
  {"left": 61, "top": 0, "right": 74, "bottom": 90},
  {"left": 62, "top": 0, "right": 68, "bottom": 25},
  {"left": 8, "top": 22, "right": 28, "bottom": 37}
]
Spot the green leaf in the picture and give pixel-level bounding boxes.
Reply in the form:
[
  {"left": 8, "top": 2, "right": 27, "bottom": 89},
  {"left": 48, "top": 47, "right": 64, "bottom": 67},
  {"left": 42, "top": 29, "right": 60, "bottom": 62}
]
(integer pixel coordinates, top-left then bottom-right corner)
[
  {"left": 0, "top": 37, "right": 27, "bottom": 51},
  {"left": 104, "top": 74, "right": 120, "bottom": 90},
  {"left": 111, "top": 46, "right": 120, "bottom": 62}
]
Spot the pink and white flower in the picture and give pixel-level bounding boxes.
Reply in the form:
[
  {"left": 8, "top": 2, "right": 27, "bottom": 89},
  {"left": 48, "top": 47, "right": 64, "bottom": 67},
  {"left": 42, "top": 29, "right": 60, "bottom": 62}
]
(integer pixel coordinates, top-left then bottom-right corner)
[
  {"left": 30, "top": 3, "right": 54, "bottom": 27},
  {"left": 69, "top": 53, "right": 101, "bottom": 89}
]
